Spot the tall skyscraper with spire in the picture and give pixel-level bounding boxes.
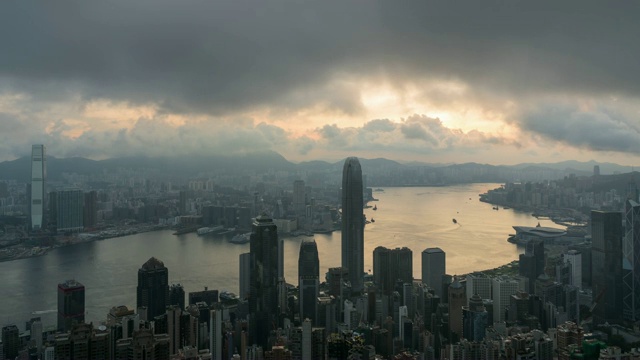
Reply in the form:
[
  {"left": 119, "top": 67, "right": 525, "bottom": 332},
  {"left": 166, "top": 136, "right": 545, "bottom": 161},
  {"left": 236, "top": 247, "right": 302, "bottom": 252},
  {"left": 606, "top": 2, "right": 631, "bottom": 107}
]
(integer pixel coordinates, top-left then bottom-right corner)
[
  {"left": 30, "top": 144, "right": 46, "bottom": 231},
  {"left": 341, "top": 157, "right": 364, "bottom": 293},
  {"left": 249, "top": 214, "right": 281, "bottom": 348}
]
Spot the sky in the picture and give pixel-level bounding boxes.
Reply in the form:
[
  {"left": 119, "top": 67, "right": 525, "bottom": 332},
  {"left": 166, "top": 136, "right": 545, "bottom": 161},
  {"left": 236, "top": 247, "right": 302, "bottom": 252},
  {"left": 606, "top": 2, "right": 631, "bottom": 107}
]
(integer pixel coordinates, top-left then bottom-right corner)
[{"left": 1, "top": 1, "right": 640, "bottom": 165}]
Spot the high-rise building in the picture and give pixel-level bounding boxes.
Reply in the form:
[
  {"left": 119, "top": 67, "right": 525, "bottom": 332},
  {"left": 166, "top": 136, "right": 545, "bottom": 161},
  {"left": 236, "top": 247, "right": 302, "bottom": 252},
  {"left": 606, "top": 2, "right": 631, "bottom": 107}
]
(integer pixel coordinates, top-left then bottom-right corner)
[
  {"left": 55, "top": 189, "right": 84, "bottom": 232},
  {"left": 462, "top": 293, "right": 488, "bottom": 341},
  {"left": 492, "top": 277, "right": 520, "bottom": 323},
  {"left": 249, "top": 214, "right": 281, "bottom": 348},
  {"left": 373, "top": 246, "right": 413, "bottom": 295},
  {"left": 137, "top": 257, "right": 169, "bottom": 320},
  {"left": 58, "top": 279, "right": 85, "bottom": 332},
  {"left": 30, "top": 144, "right": 46, "bottom": 231},
  {"left": 299, "top": 239, "right": 320, "bottom": 324},
  {"left": 54, "top": 322, "right": 110, "bottom": 359},
  {"left": 563, "top": 250, "right": 582, "bottom": 289},
  {"left": 169, "top": 284, "right": 185, "bottom": 309},
  {"left": 422, "top": 248, "right": 446, "bottom": 298},
  {"left": 83, "top": 190, "right": 98, "bottom": 229},
  {"left": 188, "top": 287, "right": 218, "bottom": 306},
  {"left": 591, "top": 210, "right": 623, "bottom": 325},
  {"left": 2, "top": 325, "right": 20, "bottom": 360},
  {"left": 209, "top": 308, "right": 223, "bottom": 360},
  {"left": 115, "top": 328, "right": 170, "bottom": 360},
  {"left": 293, "top": 180, "right": 306, "bottom": 216},
  {"left": 466, "top": 272, "right": 492, "bottom": 302},
  {"left": 341, "top": 157, "right": 365, "bottom": 293},
  {"left": 239, "top": 252, "right": 251, "bottom": 300},
  {"left": 448, "top": 278, "right": 466, "bottom": 339},
  {"left": 519, "top": 239, "right": 545, "bottom": 294},
  {"left": 623, "top": 199, "right": 640, "bottom": 321}
]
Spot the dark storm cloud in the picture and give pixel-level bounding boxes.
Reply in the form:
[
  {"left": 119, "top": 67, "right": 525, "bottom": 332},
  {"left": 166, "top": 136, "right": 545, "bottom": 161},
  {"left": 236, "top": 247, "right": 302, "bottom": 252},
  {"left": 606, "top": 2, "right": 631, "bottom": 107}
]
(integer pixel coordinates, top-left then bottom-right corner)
[
  {"left": 521, "top": 104, "right": 640, "bottom": 154},
  {"left": 2, "top": 1, "right": 639, "bottom": 117}
]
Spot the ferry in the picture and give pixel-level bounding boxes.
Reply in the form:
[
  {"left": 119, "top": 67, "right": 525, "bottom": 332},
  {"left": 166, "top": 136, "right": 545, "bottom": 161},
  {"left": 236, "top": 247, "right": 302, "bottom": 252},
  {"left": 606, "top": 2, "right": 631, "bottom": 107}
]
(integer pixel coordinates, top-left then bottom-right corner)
[
  {"left": 220, "top": 291, "right": 238, "bottom": 302},
  {"left": 197, "top": 225, "right": 224, "bottom": 236},
  {"left": 229, "top": 232, "right": 251, "bottom": 244}
]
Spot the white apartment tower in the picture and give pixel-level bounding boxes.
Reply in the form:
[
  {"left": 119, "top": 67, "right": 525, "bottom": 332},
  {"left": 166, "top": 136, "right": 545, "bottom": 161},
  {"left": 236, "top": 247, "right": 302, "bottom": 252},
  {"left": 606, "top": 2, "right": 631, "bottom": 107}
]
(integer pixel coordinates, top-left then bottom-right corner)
[{"left": 492, "top": 277, "right": 521, "bottom": 323}]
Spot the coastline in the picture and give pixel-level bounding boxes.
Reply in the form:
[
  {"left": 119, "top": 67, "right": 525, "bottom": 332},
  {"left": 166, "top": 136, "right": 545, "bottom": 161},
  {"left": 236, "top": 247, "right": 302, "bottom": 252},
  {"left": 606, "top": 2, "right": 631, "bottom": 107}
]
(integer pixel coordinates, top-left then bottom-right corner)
[{"left": 0, "top": 224, "right": 170, "bottom": 263}]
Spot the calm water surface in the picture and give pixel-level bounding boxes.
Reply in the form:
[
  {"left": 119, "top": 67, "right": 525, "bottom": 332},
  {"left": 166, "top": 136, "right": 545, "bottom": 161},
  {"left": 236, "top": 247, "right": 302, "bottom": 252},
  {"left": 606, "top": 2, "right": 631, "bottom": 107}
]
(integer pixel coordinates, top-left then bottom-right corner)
[{"left": 0, "top": 184, "right": 559, "bottom": 328}]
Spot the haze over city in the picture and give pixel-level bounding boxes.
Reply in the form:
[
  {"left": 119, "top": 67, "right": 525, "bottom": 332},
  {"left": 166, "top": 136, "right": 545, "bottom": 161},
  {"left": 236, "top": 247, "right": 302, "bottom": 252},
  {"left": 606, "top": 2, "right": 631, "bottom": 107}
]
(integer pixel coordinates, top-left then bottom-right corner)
[{"left": 2, "top": 1, "right": 640, "bottom": 165}]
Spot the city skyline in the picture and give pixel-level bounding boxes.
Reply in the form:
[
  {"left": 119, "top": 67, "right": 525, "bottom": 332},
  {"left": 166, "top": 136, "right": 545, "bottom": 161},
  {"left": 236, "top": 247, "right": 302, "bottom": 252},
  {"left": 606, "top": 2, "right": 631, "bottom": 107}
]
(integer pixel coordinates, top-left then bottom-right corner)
[{"left": 1, "top": 2, "right": 640, "bottom": 166}]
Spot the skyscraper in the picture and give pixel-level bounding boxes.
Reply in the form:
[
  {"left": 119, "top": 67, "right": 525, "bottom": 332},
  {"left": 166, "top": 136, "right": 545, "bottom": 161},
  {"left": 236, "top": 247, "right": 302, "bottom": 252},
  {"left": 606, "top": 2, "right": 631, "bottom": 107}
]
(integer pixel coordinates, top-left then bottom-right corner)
[
  {"left": 293, "top": 180, "right": 306, "bottom": 216},
  {"left": 591, "top": 210, "right": 623, "bottom": 325},
  {"left": 519, "top": 239, "right": 545, "bottom": 294},
  {"left": 57, "top": 279, "right": 85, "bottom": 332},
  {"left": 422, "top": 248, "right": 446, "bottom": 298},
  {"left": 249, "top": 214, "right": 281, "bottom": 348},
  {"left": 341, "top": 157, "right": 364, "bottom": 293},
  {"left": 2, "top": 325, "right": 20, "bottom": 360},
  {"left": 373, "top": 246, "right": 413, "bottom": 295},
  {"left": 448, "top": 278, "right": 466, "bottom": 339},
  {"left": 137, "top": 257, "right": 169, "bottom": 320},
  {"left": 623, "top": 199, "right": 640, "bottom": 321},
  {"left": 563, "top": 250, "right": 582, "bottom": 289},
  {"left": 492, "top": 276, "right": 520, "bottom": 323},
  {"left": 30, "top": 144, "right": 46, "bottom": 231},
  {"left": 83, "top": 190, "right": 98, "bottom": 229},
  {"left": 462, "top": 294, "right": 488, "bottom": 341},
  {"left": 298, "top": 239, "right": 320, "bottom": 324},
  {"left": 239, "top": 252, "right": 251, "bottom": 300},
  {"left": 55, "top": 189, "right": 84, "bottom": 232}
]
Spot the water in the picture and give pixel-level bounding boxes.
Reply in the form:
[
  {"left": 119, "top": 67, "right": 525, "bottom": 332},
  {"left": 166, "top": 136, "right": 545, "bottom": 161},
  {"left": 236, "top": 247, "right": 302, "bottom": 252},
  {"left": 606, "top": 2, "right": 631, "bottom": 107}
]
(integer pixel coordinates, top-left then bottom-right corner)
[{"left": 0, "top": 184, "right": 559, "bottom": 329}]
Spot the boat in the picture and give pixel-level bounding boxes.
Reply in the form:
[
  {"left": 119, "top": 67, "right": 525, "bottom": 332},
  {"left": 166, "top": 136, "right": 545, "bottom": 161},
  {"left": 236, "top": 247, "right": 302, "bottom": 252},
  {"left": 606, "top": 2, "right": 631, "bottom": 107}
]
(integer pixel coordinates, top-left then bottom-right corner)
[
  {"left": 229, "top": 232, "right": 251, "bottom": 244},
  {"left": 173, "top": 226, "right": 199, "bottom": 235},
  {"left": 219, "top": 291, "right": 238, "bottom": 302},
  {"left": 503, "top": 206, "right": 510, "bottom": 210},
  {"left": 452, "top": 218, "right": 457, "bottom": 224},
  {"left": 197, "top": 225, "right": 224, "bottom": 235},
  {"left": 373, "top": 205, "right": 377, "bottom": 211}
]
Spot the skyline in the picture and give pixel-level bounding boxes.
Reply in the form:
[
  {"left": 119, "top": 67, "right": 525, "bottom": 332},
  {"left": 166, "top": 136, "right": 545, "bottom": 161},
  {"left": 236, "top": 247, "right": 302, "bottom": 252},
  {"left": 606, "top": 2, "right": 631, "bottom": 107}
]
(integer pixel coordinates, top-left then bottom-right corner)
[{"left": 1, "top": 2, "right": 640, "bottom": 165}]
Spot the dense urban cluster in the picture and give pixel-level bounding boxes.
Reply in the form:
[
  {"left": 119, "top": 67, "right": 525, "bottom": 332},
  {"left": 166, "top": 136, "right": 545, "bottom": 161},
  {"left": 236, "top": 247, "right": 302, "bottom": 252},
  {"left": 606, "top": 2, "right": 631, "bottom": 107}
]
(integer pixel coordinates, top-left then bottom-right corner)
[{"left": 2, "top": 146, "right": 640, "bottom": 359}]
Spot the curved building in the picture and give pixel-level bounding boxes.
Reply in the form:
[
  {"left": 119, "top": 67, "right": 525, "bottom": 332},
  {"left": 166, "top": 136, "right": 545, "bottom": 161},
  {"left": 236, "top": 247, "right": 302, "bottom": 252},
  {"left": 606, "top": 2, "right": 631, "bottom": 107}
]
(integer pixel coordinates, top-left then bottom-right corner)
[{"left": 341, "top": 157, "right": 364, "bottom": 293}]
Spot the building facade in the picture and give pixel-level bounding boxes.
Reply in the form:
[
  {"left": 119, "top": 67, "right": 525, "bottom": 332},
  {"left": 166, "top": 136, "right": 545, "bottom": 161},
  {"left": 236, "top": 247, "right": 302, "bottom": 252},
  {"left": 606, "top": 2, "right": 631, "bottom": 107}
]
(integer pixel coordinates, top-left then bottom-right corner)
[
  {"left": 298, "top": 239, "right": 320, "bottom": 324},
  {"left": 591, "top": 210, "right": 623, "bottom": 325},
  {"left": 30, "top": 144, "right": 46, "bottom": 231},
  {"left": 624, "top": 199, "right": 640, "bottom": 321},
  {"left": 55, "top": 189, "right": 84, "bottom": 232},
  {"left": 136, "top": 257, "right": 169, "bottom": 320},
  {"left": 422, "top": 248, "right": 446, "bottom": 298},
  {"left": 58, "top": 279, "right": 85, "bottom": 332},
  {"left": 341, "top": 157, "right": 365, "bottom": 293},
  {"left": 249, "top": 214, "right": 281, "bottom": 348},
  {"left": 373, "top": 246, "right": 413, "bottom": 296}
]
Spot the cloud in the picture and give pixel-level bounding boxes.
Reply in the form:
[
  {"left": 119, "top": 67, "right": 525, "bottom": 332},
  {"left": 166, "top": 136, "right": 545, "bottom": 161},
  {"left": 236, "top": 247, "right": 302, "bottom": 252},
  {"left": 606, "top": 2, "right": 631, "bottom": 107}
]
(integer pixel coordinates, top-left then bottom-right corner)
[
  {"left": 520, "top": 102, "right": 640, "bottom": 154},
  {"left": 2, "top": 1, "right": 640, "bottom": 118},
  {"left": 1, "top": 1, "right": 640, "bottom": 164}
]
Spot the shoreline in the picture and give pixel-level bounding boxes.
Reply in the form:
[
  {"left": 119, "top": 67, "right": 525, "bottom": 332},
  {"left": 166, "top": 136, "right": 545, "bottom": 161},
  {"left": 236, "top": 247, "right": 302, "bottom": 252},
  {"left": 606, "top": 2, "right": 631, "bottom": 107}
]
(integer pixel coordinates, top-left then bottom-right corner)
[{"left": 0, "top": 224, "right": 170, "bottom": 263}]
